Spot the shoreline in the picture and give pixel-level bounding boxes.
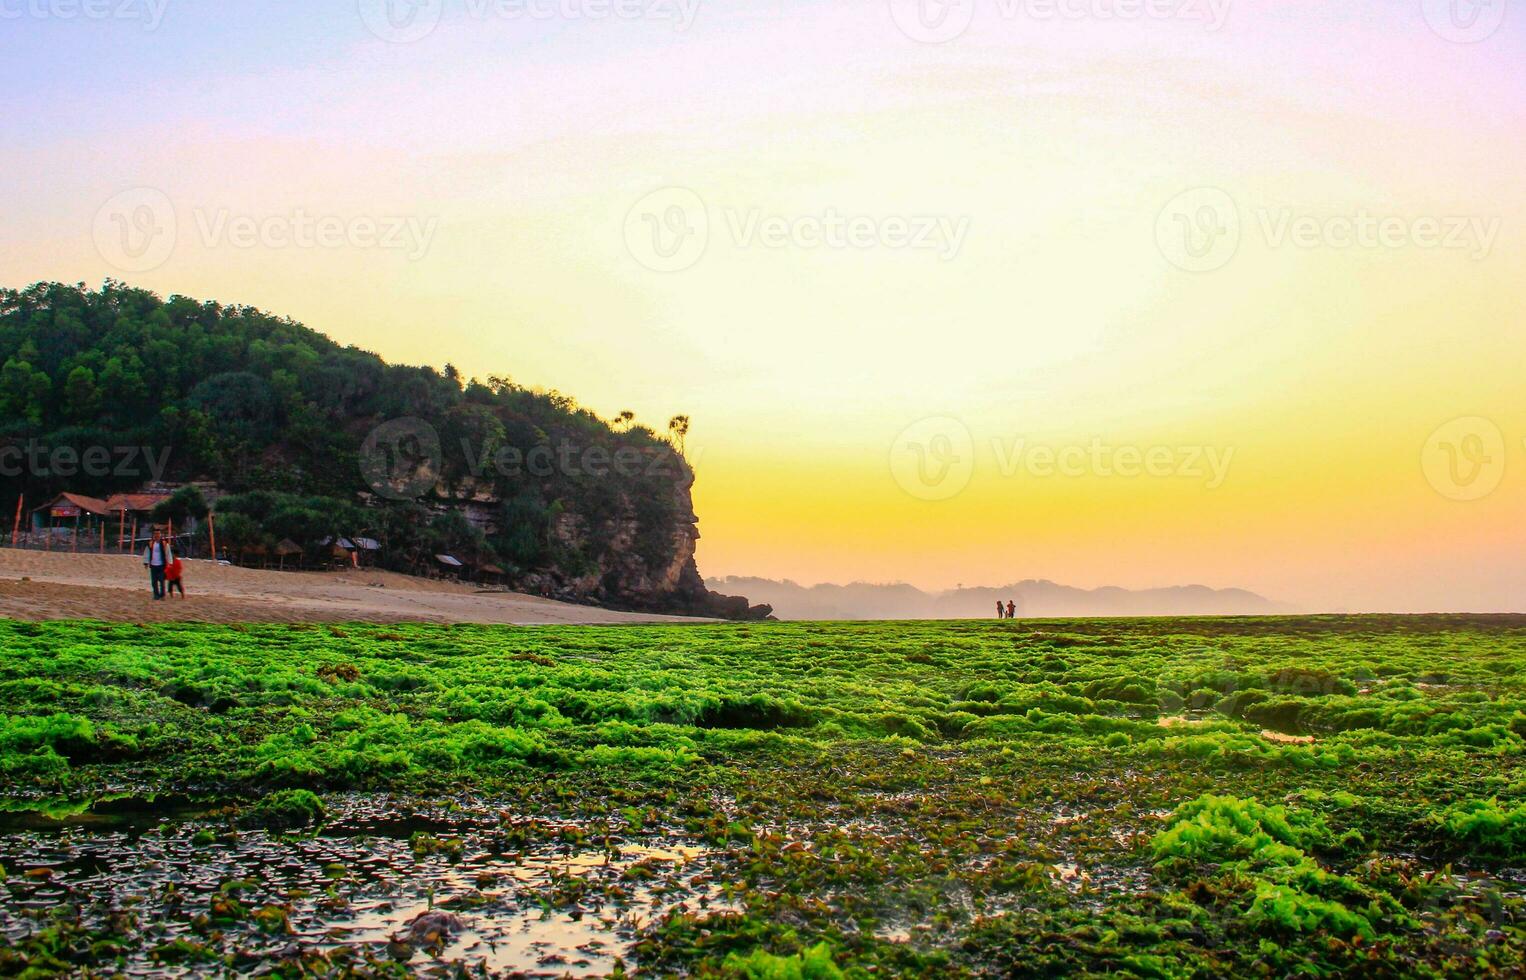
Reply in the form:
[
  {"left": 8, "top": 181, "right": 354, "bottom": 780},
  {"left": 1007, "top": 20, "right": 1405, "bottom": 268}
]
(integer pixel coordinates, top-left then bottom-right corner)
[{"left": 0, "top": 550, "right": 713, "bottom": 625}]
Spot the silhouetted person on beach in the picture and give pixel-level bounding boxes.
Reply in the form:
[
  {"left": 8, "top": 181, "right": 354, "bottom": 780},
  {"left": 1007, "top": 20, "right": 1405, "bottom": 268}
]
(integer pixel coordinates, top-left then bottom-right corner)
[
  {"left": 997, "top": 601, "right": 1004, "bottom": 619},
  {"left": 1006, "top": 600, "right": 1016, "bottom": 620}
]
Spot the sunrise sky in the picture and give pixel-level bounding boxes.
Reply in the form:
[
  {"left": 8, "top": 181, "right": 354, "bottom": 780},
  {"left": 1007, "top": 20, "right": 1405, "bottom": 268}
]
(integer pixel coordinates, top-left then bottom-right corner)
[{"left": 3, "top": 0, "right": 1523, "bottom": 610}]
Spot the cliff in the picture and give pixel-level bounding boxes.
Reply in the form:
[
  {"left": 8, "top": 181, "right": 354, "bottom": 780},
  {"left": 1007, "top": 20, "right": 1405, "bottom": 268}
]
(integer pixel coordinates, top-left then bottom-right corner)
[
  {"left": 499, "top": 468, "right": 771, "bottom": 619},
  {"left": 0, "top": 281, "right": 763, "bottom": 618}
]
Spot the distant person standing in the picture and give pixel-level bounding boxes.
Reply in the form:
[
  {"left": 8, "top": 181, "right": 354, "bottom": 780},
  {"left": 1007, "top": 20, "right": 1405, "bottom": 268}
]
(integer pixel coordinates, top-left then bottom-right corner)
[
  {"left": 997, "top": 601, "right": 1004, "bottom": 620},
  {"left": 1006, "top": 600, "right": 1016, "bottom": 620},
  {"left": 142, "top": 529, "right": 172, "bottom": 600}
]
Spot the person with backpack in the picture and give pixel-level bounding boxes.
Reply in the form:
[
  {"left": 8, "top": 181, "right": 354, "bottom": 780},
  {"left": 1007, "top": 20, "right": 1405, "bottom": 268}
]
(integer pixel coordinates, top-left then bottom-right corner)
[{"left": 142, "top": 529, "right": 173, "bottom": 600}]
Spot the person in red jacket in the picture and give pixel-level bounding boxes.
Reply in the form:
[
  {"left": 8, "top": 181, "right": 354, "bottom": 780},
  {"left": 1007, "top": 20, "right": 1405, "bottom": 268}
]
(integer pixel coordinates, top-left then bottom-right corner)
[{"left": 165, "top": 555, "right": 185, "bottom": 598}]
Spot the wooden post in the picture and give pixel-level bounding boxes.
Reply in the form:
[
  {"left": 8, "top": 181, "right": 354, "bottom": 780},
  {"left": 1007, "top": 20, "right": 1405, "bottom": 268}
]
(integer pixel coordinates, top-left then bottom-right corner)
[
  {"left": 130, "top": 518, "right": 137, "bottom": 556},
  {"left": 207, "top": 512, "right": 217, "bottom": 563},
  {"left": 99, "top": 521, "right": 105, "bottom": 553},
  {"left": 9, "top": 494, "right": 20, "bottom": 546},
  {"left": 119, "top": 508, "right": 126, "bottom": 552}
]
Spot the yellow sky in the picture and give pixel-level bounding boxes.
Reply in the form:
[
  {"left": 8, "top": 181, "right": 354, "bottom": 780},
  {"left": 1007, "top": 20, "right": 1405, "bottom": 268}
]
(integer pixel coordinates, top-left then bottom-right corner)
[{"left": 4, "top": 3, "right": 1524, "bottom": 609}]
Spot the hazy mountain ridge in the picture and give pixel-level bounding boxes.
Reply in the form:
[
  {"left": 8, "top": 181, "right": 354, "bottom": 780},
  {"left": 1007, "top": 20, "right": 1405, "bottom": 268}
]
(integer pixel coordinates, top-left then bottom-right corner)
[{"left": 706, "top": 576, "right": 1292, "bottom": 620}]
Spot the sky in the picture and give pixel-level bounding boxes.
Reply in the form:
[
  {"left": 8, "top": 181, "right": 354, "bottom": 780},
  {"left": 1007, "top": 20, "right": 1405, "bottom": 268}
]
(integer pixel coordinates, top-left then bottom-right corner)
[{"left": 2, "top": 0, "right": 1523, "bottom": 611}]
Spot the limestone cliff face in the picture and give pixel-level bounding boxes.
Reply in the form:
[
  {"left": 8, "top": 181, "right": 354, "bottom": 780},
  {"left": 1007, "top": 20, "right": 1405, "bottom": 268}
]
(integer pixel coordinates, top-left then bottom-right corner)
[{"left": 466, "top": 464, "right": 769, "bottom": 620}]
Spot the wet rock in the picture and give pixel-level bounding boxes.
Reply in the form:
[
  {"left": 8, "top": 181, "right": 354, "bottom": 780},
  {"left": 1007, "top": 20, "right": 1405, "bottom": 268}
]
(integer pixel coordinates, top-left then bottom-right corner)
[{"left": 395, "top": 910, "right": 464, "bottom": 948}]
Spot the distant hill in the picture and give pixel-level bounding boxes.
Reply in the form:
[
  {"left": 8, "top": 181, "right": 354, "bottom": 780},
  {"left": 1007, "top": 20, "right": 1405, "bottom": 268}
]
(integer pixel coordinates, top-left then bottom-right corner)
[{"left": 705, "top": 576, "right": 1291, "bottom": 620}]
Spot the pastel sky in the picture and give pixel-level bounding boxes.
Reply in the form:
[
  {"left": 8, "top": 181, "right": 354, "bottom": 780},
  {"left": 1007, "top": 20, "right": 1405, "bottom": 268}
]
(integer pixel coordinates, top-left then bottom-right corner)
[{"left": 3, "top": 0, "right": 1523, "bottom": 610}]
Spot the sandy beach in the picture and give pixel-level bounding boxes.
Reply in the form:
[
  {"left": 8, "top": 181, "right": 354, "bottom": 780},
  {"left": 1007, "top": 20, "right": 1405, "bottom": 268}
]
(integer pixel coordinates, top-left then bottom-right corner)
[{"left": 0, "top": 550, "right": 710, "bottom": 625}]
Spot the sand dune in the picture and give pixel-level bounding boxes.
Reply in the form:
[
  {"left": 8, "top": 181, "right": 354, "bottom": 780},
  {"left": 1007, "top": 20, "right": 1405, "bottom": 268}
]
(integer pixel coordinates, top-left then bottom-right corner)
[{"left": 0, "top": 550, "right": 708, "bottom": 625}]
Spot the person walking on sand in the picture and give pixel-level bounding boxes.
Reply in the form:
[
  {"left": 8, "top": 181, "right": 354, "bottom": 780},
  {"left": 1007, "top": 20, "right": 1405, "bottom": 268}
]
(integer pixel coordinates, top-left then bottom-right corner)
[
  {"left": 142, "top": 529, "right": 172, "bottom": 600},
  {"left": 1006, "top": 600, "right": 1016, "bottom": 620},
  {"left": 165, "top": 554, "right": 185, "bottom": 598},
  {"left": 997, "top": 601, "right": 1005, "bottom": 620}
]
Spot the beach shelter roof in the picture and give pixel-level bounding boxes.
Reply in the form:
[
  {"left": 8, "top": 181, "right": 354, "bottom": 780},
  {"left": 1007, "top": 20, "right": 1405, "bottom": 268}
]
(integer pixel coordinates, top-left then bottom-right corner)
[
  {"left": 32, "top": 492, "right": 112, "bottom": 518},
  {"left": 275, "top": 539, "right": 304, "bottom": 556},
  {"left": 435, "top": 554, "right": 463, "bottom": 567},
  {"left": 103, "top": 492, "right": 171, "bottom": 514}
]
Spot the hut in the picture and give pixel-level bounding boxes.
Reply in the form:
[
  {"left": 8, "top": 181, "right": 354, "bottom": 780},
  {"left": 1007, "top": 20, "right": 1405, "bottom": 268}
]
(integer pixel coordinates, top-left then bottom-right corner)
[
  {"left": 103, "top": 492, "right": 171, "bottom": 524},
  {"left": 319, "top": 536, "right": 357, "bottom": 569},
  {"left": 352, "top": 537, "right": 381, "bottom": 568},
  {"left": 434, "top": 554, "right": 464, "bottom": 580},
  {"left": 470, "top": 560, "right": 506, "bottom": 586},
  {"left": 29, "top": 493, "right": 114, "bottom": 550},
  {"left": 32, "top": 493, "right": 112, "bottom": 530},
  {"left": 102, "top": 492, "right": 173, "bottom": 550},
  {"left": 275, "top": 539, "right": 304, "bottom": 570}
]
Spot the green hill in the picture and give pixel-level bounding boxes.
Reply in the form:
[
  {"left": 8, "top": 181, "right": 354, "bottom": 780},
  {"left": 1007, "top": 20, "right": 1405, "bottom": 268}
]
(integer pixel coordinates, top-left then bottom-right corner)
[{"left": 0, "top": 281, "right": 748, "bottom": 614}]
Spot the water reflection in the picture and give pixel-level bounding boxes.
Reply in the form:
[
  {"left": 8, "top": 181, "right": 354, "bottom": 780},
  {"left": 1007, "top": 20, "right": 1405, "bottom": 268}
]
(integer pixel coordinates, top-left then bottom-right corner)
[{"left": 0, "top": 794, "right": 730, "bottom": 977}]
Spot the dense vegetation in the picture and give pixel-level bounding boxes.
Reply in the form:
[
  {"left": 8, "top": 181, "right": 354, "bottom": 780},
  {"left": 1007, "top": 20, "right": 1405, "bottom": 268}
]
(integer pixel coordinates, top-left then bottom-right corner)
[
  {"left": 0, "top": 281, "right": 689, "bottom": 579},
  {"left": 1, "top": 615, "right": 1523, "bottom": 976}
]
